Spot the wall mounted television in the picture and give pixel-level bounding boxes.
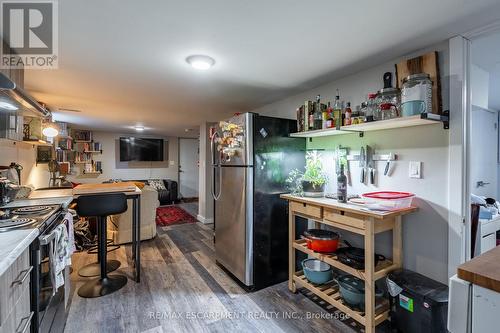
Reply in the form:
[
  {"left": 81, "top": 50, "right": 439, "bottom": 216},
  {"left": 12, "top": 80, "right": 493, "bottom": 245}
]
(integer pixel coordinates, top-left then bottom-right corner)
[{"left": 119, "top": 137, "right": 164, "bottom": 161}]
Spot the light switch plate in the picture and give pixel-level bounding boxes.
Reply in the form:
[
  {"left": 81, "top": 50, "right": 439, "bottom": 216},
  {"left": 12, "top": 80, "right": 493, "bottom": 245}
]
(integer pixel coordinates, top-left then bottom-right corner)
[{"left": 409, "top": 161, "right": 422, "bottom": 179}]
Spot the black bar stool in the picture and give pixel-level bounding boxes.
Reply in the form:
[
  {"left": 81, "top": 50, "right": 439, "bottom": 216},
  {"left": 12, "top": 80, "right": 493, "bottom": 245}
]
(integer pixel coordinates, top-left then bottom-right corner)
[
  {"left": 78, "top": 224, "right": 121, "bottom": 277},
  {"left": 76, "top": 193, "right": 128, "bottom": 298}
]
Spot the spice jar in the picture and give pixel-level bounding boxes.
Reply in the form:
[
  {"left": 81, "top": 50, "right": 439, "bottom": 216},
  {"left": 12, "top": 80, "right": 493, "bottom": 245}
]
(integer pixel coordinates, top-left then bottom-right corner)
[
  {"left": 376, "top": 87, "right": 400, "bottom": 119},
  {"left": 401, "top": 73, "right": 433, "bottom": 116}
]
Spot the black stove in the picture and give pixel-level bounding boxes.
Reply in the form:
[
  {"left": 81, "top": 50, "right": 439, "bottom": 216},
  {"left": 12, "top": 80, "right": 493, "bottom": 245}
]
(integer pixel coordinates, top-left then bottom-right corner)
[{"left": 0, "top": 204, "right": 61, "bottom": 233}]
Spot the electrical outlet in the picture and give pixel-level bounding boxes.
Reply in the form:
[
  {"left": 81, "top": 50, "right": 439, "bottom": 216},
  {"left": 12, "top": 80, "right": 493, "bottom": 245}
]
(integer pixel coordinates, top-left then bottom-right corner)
[{"left": 409, "top": 161, "right": 422, "bottom": 179}]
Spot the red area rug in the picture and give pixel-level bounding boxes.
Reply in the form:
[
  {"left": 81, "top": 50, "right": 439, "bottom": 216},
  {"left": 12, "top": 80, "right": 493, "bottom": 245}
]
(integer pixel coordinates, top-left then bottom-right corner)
[{"left": 156, "top": 206, "right": 197, "bottom": 226}]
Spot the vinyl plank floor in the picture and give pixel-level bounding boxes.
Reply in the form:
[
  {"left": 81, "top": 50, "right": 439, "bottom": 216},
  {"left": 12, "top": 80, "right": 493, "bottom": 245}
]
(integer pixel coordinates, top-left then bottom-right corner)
[{"left": 64, "top": 223, "right": 359, "bottom": 333}]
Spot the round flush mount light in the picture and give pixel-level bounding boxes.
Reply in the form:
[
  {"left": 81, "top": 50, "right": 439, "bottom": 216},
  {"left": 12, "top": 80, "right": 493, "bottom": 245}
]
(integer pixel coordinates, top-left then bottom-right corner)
[
  {"left": 186, "top": 55, "right": 215, "bottom": 70},
  {"left": 134, "top": 126, "right": 145, "bottom": 131},
  {"left": 42, "top": 122, "right": 59, "bottom": 137}
]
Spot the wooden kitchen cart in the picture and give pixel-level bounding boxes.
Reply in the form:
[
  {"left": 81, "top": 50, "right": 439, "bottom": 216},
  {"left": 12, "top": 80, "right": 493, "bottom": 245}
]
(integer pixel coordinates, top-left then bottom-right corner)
[{"left": 281, "top": 194, "right": 417, "bottom": 333}]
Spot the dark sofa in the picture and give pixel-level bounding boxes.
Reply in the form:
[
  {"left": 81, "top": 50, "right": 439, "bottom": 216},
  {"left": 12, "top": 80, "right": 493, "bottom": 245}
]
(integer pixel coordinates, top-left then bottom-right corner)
[{"left": 153, "top": 179, "right": 178, "bottom": 205}]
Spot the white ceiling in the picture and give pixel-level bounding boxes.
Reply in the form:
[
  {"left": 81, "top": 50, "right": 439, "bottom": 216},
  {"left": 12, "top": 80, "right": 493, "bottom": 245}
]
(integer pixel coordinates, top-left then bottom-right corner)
[
  {"left": 25, "top": 0, "right": 500, "bottom": 137},
  {"left": 472, "top": 31, "right": 500, "bottom": 110}
]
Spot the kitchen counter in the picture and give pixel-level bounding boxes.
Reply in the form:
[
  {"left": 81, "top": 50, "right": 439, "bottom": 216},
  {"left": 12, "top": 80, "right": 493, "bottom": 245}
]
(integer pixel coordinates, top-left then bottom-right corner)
[
  {"left": 458, "top": 245, "right": 500, "bottom": 293},
  {"left": 0, "top": 227, "right": 39, "bottom": 275}
]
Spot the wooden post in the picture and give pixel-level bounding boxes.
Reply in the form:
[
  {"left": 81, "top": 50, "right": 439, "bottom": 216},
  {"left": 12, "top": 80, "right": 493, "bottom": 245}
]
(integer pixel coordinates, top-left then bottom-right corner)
[
  {"left": 393, "top": 216, "right": 403, "bottom": 269},
  {"left": 289, "top": 205, "right": 297, "bottom": 293},
  {"left": 364, "top": 217, "right": 375, "bottom": 333}
]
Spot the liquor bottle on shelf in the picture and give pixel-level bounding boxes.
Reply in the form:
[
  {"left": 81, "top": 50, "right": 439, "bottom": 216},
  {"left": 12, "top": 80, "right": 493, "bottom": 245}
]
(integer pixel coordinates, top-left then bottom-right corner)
[
  {"left": 322, "top": 101, "right": 329, "bottom": 129},
  {"left": 345, "top": 102, "right": 352, "bottom": 126},
  {"left": 313, "top": 95, "right": 323, "bottom": 130},
  {"left": 333, "top": 91, "right": 342, "bottom": 130},
  {"left": 326, "top": 102, "right": 334, "bottom": 128},
  {"left": 304, "top": 100, "right": 314, "bottom": 131}
]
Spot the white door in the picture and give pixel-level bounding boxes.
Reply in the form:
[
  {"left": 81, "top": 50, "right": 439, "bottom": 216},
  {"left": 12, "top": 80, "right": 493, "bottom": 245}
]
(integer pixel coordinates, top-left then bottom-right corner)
[
  {"left": 179, "top": 138, "right": 199, "bottom": 199},
  {"left": 470, "top": 105, "right": 498, "bottom": 198}
]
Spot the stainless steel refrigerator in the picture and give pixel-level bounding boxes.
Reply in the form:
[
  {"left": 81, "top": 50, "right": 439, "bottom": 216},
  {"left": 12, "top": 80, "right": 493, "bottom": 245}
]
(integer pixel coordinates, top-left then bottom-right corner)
[{"left": 211, "top": 113, "right": 305, "bottom": 289}]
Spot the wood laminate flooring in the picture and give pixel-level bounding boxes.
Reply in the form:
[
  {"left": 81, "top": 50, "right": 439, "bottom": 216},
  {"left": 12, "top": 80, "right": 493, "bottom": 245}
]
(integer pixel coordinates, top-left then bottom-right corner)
[{"left": 64, "top": 221, "right": 362, "bottom": 332}]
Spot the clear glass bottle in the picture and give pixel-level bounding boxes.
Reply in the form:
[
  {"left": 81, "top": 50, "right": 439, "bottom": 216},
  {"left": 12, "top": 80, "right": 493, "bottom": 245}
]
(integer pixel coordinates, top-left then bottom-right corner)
[
  {"left": 366, "top": 93, "right": 377, "bottom": 122},
  {"left": 333, "top": 92, "right": 342, "bottom": 129}
]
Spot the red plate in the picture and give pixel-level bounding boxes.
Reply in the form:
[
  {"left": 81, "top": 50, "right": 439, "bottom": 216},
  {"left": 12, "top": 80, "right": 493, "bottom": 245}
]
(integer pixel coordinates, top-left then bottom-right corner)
[{"left": 362, "top": 191, "right": 415, "bottom": 200}]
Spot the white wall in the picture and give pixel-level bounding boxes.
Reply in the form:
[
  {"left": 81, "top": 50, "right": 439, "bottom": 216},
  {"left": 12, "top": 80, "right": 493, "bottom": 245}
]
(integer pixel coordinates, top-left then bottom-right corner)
[
  {"left": 66, "top": 131, "right": 179, "bottom": 183},
  {"left": 251, "top": 41, "right": 451, "bottom": 284},
  {"left": 471, "top": 64, "right": 490, "bottom": 109},
  {"left": 0, "top": 140, "right": 49, "bottom": 188},
  {"left": 197, "top": 123, "right": 215, "bottom": 224}
]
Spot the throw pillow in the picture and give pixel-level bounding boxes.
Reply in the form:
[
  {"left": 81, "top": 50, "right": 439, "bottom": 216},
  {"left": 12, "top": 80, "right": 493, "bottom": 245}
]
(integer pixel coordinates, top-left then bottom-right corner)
[{"left": 148, "top": 179, "right": 166, "bottom": 191}]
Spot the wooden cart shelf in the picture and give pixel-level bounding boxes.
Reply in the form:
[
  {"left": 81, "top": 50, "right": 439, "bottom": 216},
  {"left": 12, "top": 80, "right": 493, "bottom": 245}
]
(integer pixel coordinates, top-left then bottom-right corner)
[
  {"left": 282, "top": 194, "right": 417, "bottom": 333},
  {"left": 293, "top": 239, "right": 396, "bottom": 281},
  {"left": 293, "top": 271, "right": 390, "bottom": 326}
]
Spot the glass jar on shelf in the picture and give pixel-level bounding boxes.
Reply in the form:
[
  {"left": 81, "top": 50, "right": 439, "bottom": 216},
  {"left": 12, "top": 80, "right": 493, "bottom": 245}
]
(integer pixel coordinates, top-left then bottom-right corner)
[
  {"left": 365, "top": 93, "right": 378, "bottom": 122},
  {"left": 401, "top": 73, "right": 433, "bottom": 117},
  {"left": 376, "top": 87, "right": 401, "bottom": 119}
]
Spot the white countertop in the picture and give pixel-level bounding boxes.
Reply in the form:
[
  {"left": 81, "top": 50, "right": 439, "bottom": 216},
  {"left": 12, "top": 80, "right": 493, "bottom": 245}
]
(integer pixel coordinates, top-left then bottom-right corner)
[
  {"left": 0, "top": 227, "right": 39, "bottom": 276},
  {"left": 0, "top": 194, "right": 73, "bottom": 276}
]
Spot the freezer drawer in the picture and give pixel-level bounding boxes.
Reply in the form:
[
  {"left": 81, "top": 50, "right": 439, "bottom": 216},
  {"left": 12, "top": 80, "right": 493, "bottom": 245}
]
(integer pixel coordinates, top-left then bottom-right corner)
[{"left": 215, "top": 166, "right": 253, "bottom": 286}]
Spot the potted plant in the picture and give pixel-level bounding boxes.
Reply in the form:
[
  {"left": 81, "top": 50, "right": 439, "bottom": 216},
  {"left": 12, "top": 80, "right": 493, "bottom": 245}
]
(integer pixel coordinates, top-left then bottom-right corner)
[{"left": 286, "top": 151, "right": 328, "bottom": 197}]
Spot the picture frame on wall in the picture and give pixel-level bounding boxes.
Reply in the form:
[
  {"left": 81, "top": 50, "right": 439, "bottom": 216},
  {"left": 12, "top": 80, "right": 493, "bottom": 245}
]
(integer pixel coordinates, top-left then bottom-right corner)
[{"left": 36, "top": 146, "right": 53, "bottom": 165}]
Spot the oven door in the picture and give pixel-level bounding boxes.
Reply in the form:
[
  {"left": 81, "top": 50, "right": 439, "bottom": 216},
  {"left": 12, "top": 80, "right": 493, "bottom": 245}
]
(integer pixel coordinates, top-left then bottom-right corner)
[{"left": 31, "top": 212, "right": 68, "bottom": 333}]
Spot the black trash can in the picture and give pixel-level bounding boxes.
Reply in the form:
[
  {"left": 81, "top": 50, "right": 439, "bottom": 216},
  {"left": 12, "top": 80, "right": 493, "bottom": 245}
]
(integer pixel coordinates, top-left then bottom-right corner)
[{"left": 386, "top": 269, "right": 449, "bottom": 333}]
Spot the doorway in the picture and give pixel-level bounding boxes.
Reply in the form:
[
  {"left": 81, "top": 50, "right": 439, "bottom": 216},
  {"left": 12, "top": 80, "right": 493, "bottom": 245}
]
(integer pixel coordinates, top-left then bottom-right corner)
[
  {"left": 468, "top": 28, "right": 500, "bottom": 257},
  {"left": 178, "top": 138, "right": 199, "bottom": 200}
]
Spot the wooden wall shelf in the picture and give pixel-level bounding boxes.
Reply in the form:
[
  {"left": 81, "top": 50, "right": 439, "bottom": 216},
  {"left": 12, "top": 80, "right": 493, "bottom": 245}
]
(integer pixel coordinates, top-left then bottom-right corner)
[{"left": 290, "top": 114, "right": 448, "bottom": 138}]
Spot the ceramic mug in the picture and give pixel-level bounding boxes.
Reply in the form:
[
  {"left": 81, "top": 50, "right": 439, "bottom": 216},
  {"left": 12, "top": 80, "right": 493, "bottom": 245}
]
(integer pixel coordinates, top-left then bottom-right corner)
[{"left": 401, "top": 100, "right": 426, "bottom": 117}]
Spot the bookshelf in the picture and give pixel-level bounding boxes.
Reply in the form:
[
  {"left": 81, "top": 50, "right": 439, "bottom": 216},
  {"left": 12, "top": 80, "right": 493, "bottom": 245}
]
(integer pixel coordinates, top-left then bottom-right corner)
[{"left": 54, "top": 128, "right": 103, "bottom": 176}]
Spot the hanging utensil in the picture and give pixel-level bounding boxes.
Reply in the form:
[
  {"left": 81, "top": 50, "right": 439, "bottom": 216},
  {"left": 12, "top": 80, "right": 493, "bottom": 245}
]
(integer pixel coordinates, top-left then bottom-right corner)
[
  {"left": 384, "top": 158, "right": 391, "bottom": 176},
  {"left": 367, "top": 145, "right": 375, "bottom": 185},
  {"left": 359, "top": 146, "right": 366, "bottom": 183}
]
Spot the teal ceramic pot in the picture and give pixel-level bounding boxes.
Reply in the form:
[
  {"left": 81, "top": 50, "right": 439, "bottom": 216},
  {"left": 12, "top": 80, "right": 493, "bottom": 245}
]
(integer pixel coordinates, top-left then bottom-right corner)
[
  {"left": 401, "top": 100, "right": 426, "bottom": 117},
  {"left": 335, "top": 274, "right": 384, "bottom": 309},
  {"left": 302, "top": 259, "right": 332, "bottom": 284}
]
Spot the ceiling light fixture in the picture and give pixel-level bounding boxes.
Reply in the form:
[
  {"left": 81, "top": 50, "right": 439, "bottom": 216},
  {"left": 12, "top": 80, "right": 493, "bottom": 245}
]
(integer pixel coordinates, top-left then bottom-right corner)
[
  {"left": 42, "top": 121, "right": 59, "bottom": 138},
  {"left": 135, "top": 126, "right": 145, "bottom": 131},
  {"left": 186, "top": 55, "right": 215, "bottom": 70}
]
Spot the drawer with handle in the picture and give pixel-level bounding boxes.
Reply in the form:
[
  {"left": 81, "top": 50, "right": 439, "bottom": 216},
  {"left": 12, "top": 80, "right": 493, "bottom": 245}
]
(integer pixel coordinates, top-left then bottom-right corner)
[
  {"left": 0, "top": 285, "right": 32, "bottom": 333},
  {"left": 290, "top": 201, "right": 323, "bottom": 220},
  {"left": 0, "top": 248, "right": 31, "bottom": 325}
]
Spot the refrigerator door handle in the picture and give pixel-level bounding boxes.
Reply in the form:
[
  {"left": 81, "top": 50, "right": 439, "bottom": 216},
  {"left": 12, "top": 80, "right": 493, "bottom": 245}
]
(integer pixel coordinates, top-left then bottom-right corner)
[{"left": 210, "top": 131, "right": 222, "bottom": 200}]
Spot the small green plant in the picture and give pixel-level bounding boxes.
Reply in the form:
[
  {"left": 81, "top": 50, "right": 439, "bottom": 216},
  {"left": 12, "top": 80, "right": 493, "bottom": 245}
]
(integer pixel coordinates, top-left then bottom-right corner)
[
  {"left": 286, "top": 169, "right": 304, "bottom": 196},
  {"left": 286, "top": 151, "right": 328, "bottom": 196}
]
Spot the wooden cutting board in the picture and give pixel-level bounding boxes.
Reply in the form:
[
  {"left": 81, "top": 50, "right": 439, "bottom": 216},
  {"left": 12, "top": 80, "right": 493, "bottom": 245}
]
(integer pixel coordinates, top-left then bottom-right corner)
[
  {"left": 73, "top": 182, "right": 137, "bottom": 195},
  {"left": 395, "top": 51, "right": 442, "bottom": 115}
]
